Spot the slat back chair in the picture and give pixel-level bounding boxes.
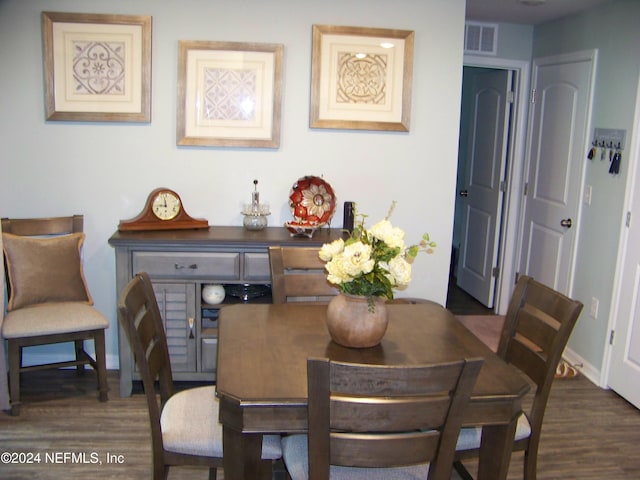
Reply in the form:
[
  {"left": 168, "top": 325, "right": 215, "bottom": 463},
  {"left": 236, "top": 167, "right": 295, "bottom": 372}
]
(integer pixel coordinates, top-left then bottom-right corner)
[
  {"left": 454, "top": 275, "right": 583, "bottom": 480},
  {"left": 1, "top": 215, "right": 108, "bottom": 416},
  {"left": 269, "top": 246, "right": 338, "bottom": 303},
  {"left": 117, "top": 272, "right": 281, "bottom": 480},
  {"left": 268, "top": 245, "right": 441, "bottom": 307},
  {"left": 282, "top": 357, "right": 483, "bottom": 480}
]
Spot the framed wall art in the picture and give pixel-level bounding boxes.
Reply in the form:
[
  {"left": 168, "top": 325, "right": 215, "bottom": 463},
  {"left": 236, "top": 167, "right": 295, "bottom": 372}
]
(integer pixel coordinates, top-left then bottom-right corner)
[
  {"left": 42, "top": 12, "right": 152, "bottom": 122},
  {"left": 310, "top": 24, "right": 414, "bottom": 132},
  {"left": 177, "top": 41, "right": 284, "bottom": 148}
]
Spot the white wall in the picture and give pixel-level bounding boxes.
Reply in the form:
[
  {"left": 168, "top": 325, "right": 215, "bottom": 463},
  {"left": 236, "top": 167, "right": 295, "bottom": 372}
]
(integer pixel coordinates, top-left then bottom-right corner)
[
  {"left": 532, "top": 0, "right": 640, "bottom": 377},
  {"left": 0, "top": 0, "right": 466, "bottom": 367}
]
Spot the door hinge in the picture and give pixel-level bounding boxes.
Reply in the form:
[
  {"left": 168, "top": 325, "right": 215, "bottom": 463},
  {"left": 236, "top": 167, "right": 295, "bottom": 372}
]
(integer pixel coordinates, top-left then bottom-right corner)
[
  {"left": 531, "top": 88, "right": 536, "bottom": 104},
  {"left": 507, "top": 90, "right": 514, "bottom": 104},
  {"left": 492, "top": 267, "right": 500, "bottom": 278},
  {"left": 499, "top": 180, "right": 507, "bottom": 192},
  {"left": 626, "top": 211, "right": 632, "bottom": 227},
  {"left": 609, "top": 330, "right": 615, "bottom": 345},
  {"left": 523, "top": 182, "right": 529, "bottom": 195}
]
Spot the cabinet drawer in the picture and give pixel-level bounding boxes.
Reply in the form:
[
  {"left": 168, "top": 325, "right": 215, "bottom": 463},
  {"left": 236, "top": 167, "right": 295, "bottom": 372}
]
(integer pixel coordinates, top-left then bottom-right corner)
[
  {"left": 244, "top": 252, "right": 271, "bottom": 281},
  {"left": 133, "top": 251, "right": 240, "bottom": 279}
]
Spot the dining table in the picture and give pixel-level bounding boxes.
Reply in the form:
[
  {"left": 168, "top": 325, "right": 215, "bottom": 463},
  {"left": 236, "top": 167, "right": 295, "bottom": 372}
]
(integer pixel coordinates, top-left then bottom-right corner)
[{"left": 216, "top": 302, "right": 530, "bottom": 480}]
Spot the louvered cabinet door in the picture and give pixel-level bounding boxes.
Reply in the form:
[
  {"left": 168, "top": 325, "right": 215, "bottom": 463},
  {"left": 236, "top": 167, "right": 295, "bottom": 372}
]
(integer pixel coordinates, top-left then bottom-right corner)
[{"left": 151, "top": 282, "right": 197, "bottom": 372}]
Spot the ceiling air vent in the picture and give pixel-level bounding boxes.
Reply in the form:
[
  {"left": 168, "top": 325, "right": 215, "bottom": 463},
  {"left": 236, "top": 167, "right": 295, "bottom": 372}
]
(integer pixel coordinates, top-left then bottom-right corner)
[{"left": 464, "top": 22, "right": 498, "bottom": 55}]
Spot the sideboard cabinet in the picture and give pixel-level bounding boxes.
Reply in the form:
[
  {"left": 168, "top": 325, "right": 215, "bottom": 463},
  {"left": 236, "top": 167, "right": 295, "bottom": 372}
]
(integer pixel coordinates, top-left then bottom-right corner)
[{"left": 109, "top": 226, "right": 343, "bottom": 396}]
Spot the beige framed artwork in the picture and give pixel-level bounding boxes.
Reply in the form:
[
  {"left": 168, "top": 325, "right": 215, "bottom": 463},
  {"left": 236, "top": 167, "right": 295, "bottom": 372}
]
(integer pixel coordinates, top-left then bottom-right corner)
[
  {"left": 177, "top": 41, "right": 283, "bottom": 148},
  {"left": 42, "top": 12, "right": 152, "bottom": 122},
  {"left": 310, "top": 25, "right": 414, "bottom": 132}
]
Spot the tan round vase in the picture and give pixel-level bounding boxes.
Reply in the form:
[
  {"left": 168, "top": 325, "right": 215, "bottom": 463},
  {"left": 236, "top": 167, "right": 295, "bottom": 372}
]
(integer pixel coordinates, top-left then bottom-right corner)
[{"left": 326, "top": 294, "right": 388, "bottom": 348}]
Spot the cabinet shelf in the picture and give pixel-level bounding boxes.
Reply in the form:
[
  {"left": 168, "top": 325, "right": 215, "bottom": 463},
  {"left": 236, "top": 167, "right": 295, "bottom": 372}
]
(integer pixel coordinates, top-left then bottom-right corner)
[{"left": 201, "top": 327, "right": 218, "bottom": 337}]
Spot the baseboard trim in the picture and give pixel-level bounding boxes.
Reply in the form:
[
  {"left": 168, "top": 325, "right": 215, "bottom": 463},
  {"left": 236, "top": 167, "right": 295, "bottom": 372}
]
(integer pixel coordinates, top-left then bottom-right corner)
[{"left": 562, "top": 347, "right": 602, "bottom": 387}]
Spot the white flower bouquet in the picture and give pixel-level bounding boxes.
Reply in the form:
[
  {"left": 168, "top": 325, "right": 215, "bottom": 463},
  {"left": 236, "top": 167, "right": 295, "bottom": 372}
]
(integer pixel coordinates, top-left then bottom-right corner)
[{"left": 319, "top": 202, "right": 436, "bottom": 301}]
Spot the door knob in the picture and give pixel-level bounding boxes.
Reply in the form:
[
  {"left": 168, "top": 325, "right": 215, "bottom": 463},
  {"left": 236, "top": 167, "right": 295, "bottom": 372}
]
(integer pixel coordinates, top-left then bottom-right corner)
[
  {"left": 459, "top": 190, "right": 469, "bottom": 197},
  {"left": 560, "top": 218, "right": 572, "bottom": 228}
]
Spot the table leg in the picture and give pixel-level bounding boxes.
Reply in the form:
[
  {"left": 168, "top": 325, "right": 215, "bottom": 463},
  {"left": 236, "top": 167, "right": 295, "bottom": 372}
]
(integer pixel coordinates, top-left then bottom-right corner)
[
  {"left": 476, "top": 418, "right": 518, "bottom": 480},
  {"left": 222, "top": 426, "right": 264, "bottom": 480}
]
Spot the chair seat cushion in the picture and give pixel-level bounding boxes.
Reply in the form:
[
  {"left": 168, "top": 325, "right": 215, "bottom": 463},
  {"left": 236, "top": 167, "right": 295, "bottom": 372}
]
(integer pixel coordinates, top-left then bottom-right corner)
[
  {"left": 161, "top": 385, "right": 282, "bottom": 460},
  {"left": 2, "top": 302, "right": 108, "bottom": 338},
  {"left": 456, "top": 412, "right": 532, "bottom": 451},
  {"left": 281, "top": 434, "right": 430, "bottom": 480}
]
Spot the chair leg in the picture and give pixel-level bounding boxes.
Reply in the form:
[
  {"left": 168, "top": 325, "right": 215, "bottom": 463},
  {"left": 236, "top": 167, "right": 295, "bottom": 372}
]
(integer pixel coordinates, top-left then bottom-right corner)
[
  {"left": 8, "top": 340, "right": 21, "bottom": 416},
  {"left": 453, "top": 460, "right": 476, "bottom": 480},
  {"left": 74, "top": 340, "right": 85, "bottom": 375},
  {"left": 523, "top": 445, "right": 538, "bottom": 480},
  {"left": 94, "top": 330, "right": 108, "bottom": 402},
  {"left": 258, "top": 460, "right": 272, "bottom": 480},
  {"left": 208, "top": 467, "right": 218, "bottom": 480}
]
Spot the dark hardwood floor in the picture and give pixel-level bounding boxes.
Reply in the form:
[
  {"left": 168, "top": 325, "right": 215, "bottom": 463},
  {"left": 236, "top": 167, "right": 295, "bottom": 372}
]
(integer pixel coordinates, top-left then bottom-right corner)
[
  {"left": 1, "top": 367, "right": 638, "bottom": 479},
  {"left": 446, "top": 274, "right": 495, "bottom": 315}
]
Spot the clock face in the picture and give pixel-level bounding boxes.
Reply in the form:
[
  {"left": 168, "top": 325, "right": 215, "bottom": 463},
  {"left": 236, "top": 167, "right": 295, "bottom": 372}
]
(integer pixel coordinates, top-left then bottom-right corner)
[{"left": 151, "top": 191, "right": 181, "bottom": 220}]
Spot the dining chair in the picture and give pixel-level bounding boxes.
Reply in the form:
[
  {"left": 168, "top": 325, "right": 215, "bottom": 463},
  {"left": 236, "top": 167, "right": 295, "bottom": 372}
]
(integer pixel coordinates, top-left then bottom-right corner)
[
  {"left": 282, "top": 356, "right": 484, "bottom": 480},
  {"left": 268, "top": 245, "right": 442, "bottom": 306},
  {"left": 117, "top": 271, "right": 282, "bottom": 480},
  {"left": 0, "top": 224, "right": 11, "bottom": 411},
  {"left": 1, "top": 215, "right": 108, "bottom": 416},
  {"left": 454, "top": 275, "right": 583, "bottom": 480},
  {"left": 268, "top": 246, "right": 339, "bottom": 303}
]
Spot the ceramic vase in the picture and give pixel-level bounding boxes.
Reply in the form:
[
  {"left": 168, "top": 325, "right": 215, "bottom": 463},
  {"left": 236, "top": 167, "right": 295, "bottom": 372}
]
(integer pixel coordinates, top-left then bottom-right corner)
[{"left": 326, "top": 293, "right": 388, "bottom": 348}]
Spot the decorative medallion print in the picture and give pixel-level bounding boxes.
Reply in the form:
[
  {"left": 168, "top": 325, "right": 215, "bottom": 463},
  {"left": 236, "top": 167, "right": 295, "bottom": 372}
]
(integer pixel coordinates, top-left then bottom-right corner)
[
  {"left": 72, "top": 41, "right": 125, "bottom": 95},
  {"left": 203, "top": 68, "right": 257, "bottom": 121},
  {"left": 336, "top": 52, "right": 387, "bottom": 104}
]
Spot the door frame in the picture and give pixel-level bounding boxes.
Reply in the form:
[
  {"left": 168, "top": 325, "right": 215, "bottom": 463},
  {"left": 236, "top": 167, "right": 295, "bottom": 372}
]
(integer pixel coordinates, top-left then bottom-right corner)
[
  {"left": 603, "top": 74, "right": 640, "bottom": 388},
  {"left": 461, "top": 55, "right": 530, "bottom": 314}
]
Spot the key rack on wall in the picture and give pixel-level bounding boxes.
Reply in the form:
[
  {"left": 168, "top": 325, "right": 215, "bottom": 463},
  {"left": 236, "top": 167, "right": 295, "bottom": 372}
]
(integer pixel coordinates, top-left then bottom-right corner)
[{"left": 588, "top": 128, "right": 626, "bottom": 175}]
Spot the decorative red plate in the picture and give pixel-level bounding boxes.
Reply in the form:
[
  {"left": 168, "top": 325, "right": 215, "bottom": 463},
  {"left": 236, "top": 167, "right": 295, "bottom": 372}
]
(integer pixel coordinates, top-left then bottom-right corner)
[{"left": 288, "top": 175, "right": 336, "bottom": 226}]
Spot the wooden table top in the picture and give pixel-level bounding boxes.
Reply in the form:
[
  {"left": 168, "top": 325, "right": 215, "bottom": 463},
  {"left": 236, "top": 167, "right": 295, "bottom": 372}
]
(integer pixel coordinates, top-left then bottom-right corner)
[{"left": 216, "top": 303, "right": 529, "bottom": 407}]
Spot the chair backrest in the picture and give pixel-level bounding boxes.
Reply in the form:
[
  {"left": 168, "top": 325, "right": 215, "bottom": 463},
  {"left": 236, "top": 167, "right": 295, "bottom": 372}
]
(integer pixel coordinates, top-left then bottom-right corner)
[
  {"left": 117, "top": 271, "right": 174, "bottom": 453},
  {"left": 1, "top": 215, "right": 83, "bottom": 236},
  {"left": 268, "top": 246, "right": 338, "bottom": 304},
  {"left": 0, "top": 224, "right": 10, "bottom": 410},
  {"left": 497, "top": 275, "right": 583, "bottom": 444},
  {"left": 306, "top": 357, "right": 483, "bottom": 480}
]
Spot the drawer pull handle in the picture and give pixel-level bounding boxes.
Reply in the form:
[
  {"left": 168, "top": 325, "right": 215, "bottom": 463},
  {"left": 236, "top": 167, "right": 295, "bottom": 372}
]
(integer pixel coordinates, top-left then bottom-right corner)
[{"left": 175, "top": 263, "right": 198, "bottom": 270}]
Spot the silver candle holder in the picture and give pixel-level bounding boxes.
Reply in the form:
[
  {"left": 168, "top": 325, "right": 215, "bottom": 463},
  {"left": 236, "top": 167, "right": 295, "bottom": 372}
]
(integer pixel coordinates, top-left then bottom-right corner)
[{"left": 242, "top": 179, "right": 270, "bottom": 230}]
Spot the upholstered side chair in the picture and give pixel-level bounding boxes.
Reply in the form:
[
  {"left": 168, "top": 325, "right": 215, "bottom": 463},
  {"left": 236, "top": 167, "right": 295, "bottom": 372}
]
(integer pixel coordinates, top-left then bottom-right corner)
[
  {"left": 0, "top": 224, "right": 11, "bottom": 411},
  {"left": 268, "top": 245, "right": 442, "bottom": 307},
  {"left": 454, "top": 275, "right": 583, "bottom": 480},
  {"left": 118, "top": 271, "right": 282, "bottom": 480},
  {"left": 1, "top": 215, "right": 108, "bottom": 416},
  {"left": 282, "top": 356, "right": 483, "bottom": 480}
]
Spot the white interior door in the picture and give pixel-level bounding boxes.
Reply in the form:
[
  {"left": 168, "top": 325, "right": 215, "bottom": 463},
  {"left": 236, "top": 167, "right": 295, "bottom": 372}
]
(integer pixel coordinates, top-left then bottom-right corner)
[
  {"left": 518, "top": 51, "right": 596, "bottom": 292},
  {"left": 457, "top": 69, "right": 511, "bottom": 308},
  {"left": 607, "top": 81, "right": 640, "bottom": 409}
]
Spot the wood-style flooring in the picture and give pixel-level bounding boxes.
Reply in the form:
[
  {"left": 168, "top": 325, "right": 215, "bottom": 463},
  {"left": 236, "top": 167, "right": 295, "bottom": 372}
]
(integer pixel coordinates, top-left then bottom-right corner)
[
  {"left": 2, "top": 358, "right": 638, "bottom": 479},
  {"left": 446, "top": 276, "right": 495, "bottom": 316},
  {"left": 1, "top": 291, "right": 639, "bottom": 479}
]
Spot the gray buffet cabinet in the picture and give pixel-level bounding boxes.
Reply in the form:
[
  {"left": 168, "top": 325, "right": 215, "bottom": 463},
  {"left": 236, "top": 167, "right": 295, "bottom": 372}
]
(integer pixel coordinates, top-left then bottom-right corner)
[{"left": 109, "top": 226, "right": 344, "bottom": 396}]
